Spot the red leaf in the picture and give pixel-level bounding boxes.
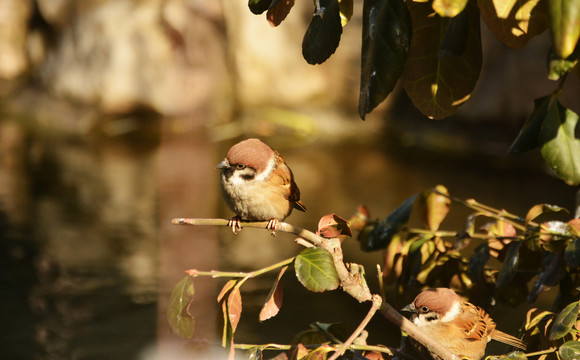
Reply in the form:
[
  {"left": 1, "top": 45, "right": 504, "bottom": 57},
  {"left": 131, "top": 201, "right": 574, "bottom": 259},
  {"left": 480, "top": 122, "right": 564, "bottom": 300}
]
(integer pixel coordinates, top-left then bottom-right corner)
[{"left": 317, "top": 213, "right": 352, "bottom": 238}]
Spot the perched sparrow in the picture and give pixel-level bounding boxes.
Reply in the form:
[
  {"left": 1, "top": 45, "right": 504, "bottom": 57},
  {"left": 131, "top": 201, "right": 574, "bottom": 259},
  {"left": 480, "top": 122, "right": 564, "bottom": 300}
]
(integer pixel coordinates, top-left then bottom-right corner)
[
  {"left": 401, "top": 288, "right": 526, "bottom": 360},
  {"left": 217, "top": 138, "right": 306, "bottom": 234}
]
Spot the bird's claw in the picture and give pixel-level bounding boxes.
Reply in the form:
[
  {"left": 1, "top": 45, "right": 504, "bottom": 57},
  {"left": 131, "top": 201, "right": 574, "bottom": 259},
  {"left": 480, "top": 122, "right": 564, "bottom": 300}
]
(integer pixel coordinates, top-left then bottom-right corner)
[
  {"left": 266, "top": 219, "right": 280, "bottom": 236},
  {"left": 228, "top": 216, "right": 243, "bottom": 234}
]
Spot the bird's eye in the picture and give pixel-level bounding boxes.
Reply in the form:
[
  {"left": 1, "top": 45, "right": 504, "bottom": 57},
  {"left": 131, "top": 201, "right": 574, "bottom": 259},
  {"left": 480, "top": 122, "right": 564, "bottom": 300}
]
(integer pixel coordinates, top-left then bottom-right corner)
[
  {"left": 420, "top": 306, "right": 429, "bottom": 313},
  {"left": 235, "top": 164, "right": 246, "bottom": 170}
]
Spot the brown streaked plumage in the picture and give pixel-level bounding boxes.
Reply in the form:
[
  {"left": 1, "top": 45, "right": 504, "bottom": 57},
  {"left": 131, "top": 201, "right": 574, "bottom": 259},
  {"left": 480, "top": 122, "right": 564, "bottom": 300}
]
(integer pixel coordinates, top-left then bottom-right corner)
[
  {"left": 217, "top": 138, "right": 305, "bottom": 234},
  {"left": 401, "top": 288, "right": 526, "bottom": 360}
]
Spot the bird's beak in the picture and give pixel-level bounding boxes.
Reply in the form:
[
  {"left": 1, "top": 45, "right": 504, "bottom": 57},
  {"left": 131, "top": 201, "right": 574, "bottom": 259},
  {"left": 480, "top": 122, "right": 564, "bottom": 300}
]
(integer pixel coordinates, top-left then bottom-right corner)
[
  {"left": 216, "top": 159, "right": 229, "bottom": 170},
  {"left": 400, "top": 303, "right": 416, "bottom": 313}
]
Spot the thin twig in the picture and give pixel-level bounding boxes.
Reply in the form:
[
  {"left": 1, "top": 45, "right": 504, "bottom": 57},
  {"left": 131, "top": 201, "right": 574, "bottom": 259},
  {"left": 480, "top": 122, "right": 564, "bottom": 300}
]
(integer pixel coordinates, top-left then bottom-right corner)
[
  {"left": 186, "top": 257, "right": 295, "bottom": 279},
  {"left": 328, "top": 294, "right": 382, "bottom": 360}
]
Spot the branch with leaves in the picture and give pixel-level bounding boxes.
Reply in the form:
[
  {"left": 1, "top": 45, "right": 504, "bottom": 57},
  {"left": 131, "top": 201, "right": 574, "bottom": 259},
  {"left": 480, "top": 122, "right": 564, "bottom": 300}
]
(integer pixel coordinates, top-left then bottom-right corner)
[
  {"left": 167, "top": 185, "right": 580, "bottom": 360},
  {"left": 248, "top": 0, "right": 580, "bottom": 186}
]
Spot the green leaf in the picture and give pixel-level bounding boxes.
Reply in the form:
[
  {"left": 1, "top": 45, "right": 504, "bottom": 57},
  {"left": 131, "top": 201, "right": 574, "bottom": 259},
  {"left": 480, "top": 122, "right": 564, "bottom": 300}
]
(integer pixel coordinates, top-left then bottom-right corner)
[
  {"left": 508, "top": 95, "right": 552, "bottom": 154},
  {"left": 401, "top": 1, "right": 482, "bottom": 119},
  {"left": 498, "top": 351, "right": 528, "bottom": 360},
  {"left": 539, "top": 100, "right": 580, "bottom": 185},
  {"left": 559, "top": 340, "right": 580, "bottom": 360},
  {"left": 497, "top": 241, "right": 522, "bottom": 287},
  {"left": 362, "top": 194, "right": 418, "bottom": 251},
  {"left": 295, "top": 248, "right": 340, "bottom": 292},
  {"left": 528, "top": 252, "right": 564, "bottom": 303},
  {"left": 302, "top": 0, "right": 342, "bottom": 65},
  {"left": 548, "top": 0, "right": 580, "bottom": 58},
  {"left": 249, "top": 0, "right": 274, "bottom": 15},
  {"left": 468, "top": 242, "right": 490, "bottom": 281},
  {"left": 167, "top": 276, "right": 195, "bottom": 339},
  {"left": 564, "top": 237, "right": 580, "bottom": 268},
  {"left": 438, "top": 8, "right": 470, "bottom": 57},
  {"left": 433, "top": 0, "right": 468, "bottom": 18},
  {"left": 478, "top": 0, "right": 547, "bottom": 49},
  {"left": 358, "top": 0, "right": 412, "bottom": 119},
  {"left": 549, "top": 301, "right": 580, "bottom": 340}
]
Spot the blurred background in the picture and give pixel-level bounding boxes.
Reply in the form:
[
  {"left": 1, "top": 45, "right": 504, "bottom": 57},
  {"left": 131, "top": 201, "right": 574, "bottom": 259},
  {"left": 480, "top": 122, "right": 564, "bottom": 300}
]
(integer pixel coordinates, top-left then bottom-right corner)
[{"left": 0, "top": 0, "right": 578, "bottom": 359}]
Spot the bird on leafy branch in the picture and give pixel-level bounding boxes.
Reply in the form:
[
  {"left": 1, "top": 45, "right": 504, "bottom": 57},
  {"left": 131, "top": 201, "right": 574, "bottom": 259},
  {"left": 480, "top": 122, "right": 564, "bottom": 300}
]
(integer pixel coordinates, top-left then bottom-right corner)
[
  {"left": 401, "top": 287, "right": 527, "bottom": 360},
  {"left": 217, "top": 138, "right": 306, "bottom": 235}
]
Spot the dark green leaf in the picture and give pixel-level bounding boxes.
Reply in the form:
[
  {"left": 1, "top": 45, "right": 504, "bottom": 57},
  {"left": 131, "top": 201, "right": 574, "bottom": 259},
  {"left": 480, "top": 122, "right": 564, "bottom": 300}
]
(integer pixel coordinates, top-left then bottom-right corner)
[
  {"left": 548, "top": 0, "right": 580, "bottom": 58},
  {"left": 401, "top": 0, "right": 482, "bottom": 119},
  {"left": 167, "top": 276, "right": 195, "bottom": 339},
  {"left": 362, "top": 194, "right": 418, "bottom": 251},
  {"left": 497, "top": 241, "right": 522, "bottom": 288},
  {"left": 549, "top": 301, "right": 580, "bottom": 340},
  {"left": 438, "top": 8, "right": 470, "bottom": 57},
  {"left": 468, "top": 242, "right": 490, "bottom": 281},
  {"left": 249, "top": 0, "right": 274, "bottom": 15},
  {"left": 478, "top": 0, "right": 547, "bottom": 49},
  {"left": 528, "top": 252, "right": 564, "bottom": 303},
  {"left": 358, "top": 0, "right": 412, "bottom": 119},
  {"left": 559, "top": 340, "right": 580, "bottom": 360},
  {"left": 302, "top": 0, "right": 342, "bottom": 65},
  {"left": 564, "top": 237, "right": 580, "bottom": 268},
  {"left": 539, "top": 100, "right": 580, "bottom": 185},
  {"left": 295, "top": 248, "right": 339, "bottom": 292},
  {"left": 312, "top": 322, "right": 349, "bottom": 342},
  {"left": 508, "top": 95, "right": 552, "bottom": 154}
]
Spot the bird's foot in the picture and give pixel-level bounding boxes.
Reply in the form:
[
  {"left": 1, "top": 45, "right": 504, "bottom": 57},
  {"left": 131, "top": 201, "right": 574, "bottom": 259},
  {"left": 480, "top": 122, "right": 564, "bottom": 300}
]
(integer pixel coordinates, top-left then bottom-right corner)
[
  {"left": 266, "top": 219, "right": 280, "bottom": 236},
  {"left": 228, "top": 216, "right": 243, "bottom": 234}
]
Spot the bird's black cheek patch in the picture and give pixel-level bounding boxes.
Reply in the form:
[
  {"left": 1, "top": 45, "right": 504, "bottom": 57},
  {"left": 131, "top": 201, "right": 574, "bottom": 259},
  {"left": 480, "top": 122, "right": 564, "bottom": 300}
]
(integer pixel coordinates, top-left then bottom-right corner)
[
  {"left": 425, "top": 314, "right": 439, "bottom": 322},
  {"left": 223, "top": 168, "right": 235, "bottom": 181},
  {"left": 241, "top": 173, "right": 255, "bottom": 181}
]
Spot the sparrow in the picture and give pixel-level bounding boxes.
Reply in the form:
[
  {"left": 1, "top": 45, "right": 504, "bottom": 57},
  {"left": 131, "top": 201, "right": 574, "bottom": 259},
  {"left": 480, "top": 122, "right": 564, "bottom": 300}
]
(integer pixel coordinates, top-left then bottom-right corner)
[
  {"left": 217, "top": 138, "right": 306, "bottom": 234},
  {"left": 401, "top": 288, "right": 526, "bottom": 360}
]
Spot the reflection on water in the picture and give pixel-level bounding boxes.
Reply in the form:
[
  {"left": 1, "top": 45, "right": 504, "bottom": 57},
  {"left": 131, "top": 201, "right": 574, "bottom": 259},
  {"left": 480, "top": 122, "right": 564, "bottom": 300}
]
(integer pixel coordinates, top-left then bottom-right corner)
[
  {"left": 1, "top": 106, "right": 577, "bottom": 359},
  {"left": 0, "top": 115, "right": 159, "bottom": 359}
]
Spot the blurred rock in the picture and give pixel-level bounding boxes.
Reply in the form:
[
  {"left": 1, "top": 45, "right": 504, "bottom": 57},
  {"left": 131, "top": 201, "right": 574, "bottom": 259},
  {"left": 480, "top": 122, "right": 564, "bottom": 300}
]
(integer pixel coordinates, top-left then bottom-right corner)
[
  {"left": 40, "top": 0, "right": 231, "bottom": 116},
  {"left": 0, "top": 0, "right": 32, "bottom": 79}
]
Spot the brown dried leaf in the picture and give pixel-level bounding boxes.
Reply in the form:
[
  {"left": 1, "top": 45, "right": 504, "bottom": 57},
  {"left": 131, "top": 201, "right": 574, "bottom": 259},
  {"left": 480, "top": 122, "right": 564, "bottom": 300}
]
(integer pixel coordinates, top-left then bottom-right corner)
[
  {"left": 259, "top": 266, "right": 288, "bottom": 322},
  {"left": 227, "top": 286, "right": 242, "bottom": 333},
  {"left": 217, "top": 279, "right": 237, "bottom": 303},
  {"left": 267, "top": 0, "right": 295, "bottom": 27}
]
